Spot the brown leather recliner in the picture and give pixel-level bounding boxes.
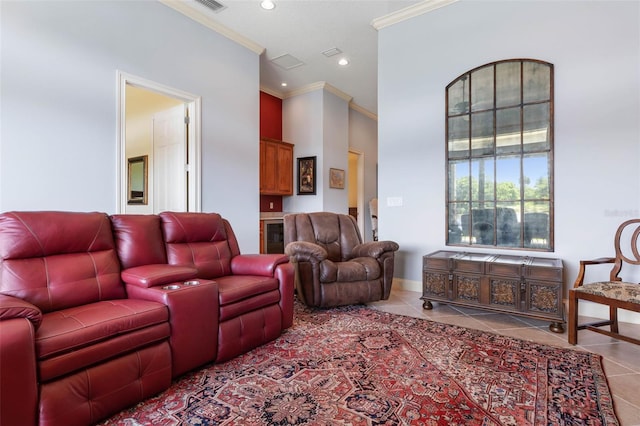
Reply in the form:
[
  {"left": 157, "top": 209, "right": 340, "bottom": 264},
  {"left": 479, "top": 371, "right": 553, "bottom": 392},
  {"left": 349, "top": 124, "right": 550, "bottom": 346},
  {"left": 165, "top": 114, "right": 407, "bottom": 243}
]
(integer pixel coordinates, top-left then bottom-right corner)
[{"left": 284, "top": 212, "right": 399, "bottom": 308}]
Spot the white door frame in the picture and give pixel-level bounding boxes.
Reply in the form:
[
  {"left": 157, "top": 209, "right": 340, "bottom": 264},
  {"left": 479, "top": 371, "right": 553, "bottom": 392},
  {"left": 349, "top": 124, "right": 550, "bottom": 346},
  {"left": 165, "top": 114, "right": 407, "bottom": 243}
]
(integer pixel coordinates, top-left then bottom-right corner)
[
  {"left": 349, "top": 149, "right": 366, "bottom": 238},
  {"left": 116, "top": 70, "right": 202, "bottom": 213}
]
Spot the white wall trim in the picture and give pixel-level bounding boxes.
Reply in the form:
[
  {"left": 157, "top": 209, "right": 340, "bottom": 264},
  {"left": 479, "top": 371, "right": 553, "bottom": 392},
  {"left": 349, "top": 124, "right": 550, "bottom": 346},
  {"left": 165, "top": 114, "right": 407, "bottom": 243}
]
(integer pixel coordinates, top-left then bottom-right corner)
[
  {"left": 371, "top": 0, "right": 459, "bottom": 30},
  {"left": 285, "top": 81, "right": 352, "bottom": 103},
  {"left": 350, "top": 102, "right": 378, "bottom": 121},
  {"left": 158, "top": 0, "right": 265, "bottom": 54}
]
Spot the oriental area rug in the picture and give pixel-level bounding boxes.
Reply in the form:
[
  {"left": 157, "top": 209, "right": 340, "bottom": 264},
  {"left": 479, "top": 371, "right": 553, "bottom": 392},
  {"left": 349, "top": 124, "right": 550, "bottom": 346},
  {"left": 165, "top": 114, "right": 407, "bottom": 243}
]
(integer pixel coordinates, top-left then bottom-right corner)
[{"left": 103, "top": 302, "right": 618, "bottom": 426}]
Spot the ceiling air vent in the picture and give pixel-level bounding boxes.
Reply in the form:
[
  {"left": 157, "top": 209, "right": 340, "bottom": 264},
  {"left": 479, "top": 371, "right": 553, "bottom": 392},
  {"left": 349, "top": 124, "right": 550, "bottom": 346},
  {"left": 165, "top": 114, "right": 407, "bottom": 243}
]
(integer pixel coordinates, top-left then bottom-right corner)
[
  {"left": 271, "top": 54, "right": 305, "bottom": 70},
  {"left": 194, "top": 0, "right": 226, "bottom": 13}
]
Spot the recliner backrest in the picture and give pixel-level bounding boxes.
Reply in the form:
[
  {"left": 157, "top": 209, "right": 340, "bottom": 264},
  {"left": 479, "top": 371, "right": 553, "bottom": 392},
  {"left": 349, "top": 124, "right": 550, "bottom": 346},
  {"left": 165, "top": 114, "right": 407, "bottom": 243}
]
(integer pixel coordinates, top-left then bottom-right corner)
[
  {"left": 284, "top": 212, "right": 362, "bottom": 262},
  {"left": 0, "top": 211, "right": 125, "bottom": 312},
  {"left": 111, "top": 214, "right": 167, "bottom": 269},
  {"left": 159, "top": 212, "right": 238, "bottom": 278}
]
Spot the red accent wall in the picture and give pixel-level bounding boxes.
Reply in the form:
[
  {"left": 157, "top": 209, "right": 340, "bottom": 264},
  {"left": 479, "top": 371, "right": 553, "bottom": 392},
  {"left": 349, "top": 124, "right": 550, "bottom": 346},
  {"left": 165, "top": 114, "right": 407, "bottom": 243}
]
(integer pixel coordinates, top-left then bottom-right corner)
[
  {"left": 260, "top": 91, "right": 284, "bottom": 212},
  {"left": 260, "top": 195, "right": 283, "bottom": 212},
  {"left": 260, "top": 91, "right": 282, "bottom": 140}
]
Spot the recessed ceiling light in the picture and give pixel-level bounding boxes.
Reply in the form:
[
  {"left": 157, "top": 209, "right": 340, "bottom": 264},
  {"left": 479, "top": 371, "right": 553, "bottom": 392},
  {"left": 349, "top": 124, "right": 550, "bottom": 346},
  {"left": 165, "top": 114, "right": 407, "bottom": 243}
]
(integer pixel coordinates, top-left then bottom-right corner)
[
  {"left": 281, "top": 82, "right": 287, "bottom": 87},
  {"left": 338, "top": 58, "right": 349, "bottom": 66},
  {"left": 260, "top": 0, "right": 275, "bottom": 10}
]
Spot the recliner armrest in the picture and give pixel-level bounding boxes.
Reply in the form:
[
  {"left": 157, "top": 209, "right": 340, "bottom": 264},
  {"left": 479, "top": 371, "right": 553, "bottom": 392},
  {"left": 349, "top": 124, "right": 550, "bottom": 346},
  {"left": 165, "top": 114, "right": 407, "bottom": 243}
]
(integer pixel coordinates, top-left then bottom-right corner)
[
  {"left": 284, "top": 241, "right": 328, "bottom": 263},
  {"left": 351, "top": 240, "right": 399, "bottom": 259},
  {"left": 230, "top": 254, "right": 290, "bottom": 277},
  {"left": 0, "top": 294, "right": 42, "bottom": 329},
  {"left": 122, "top": 264, "right": 198, "bottom": 288}
]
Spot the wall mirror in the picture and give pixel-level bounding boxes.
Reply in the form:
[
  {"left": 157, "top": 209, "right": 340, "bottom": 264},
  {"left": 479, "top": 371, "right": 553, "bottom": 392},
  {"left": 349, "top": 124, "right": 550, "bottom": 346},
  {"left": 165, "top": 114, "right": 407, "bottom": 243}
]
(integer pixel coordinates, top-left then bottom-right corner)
[
  {"left": 127, "top": 155, "right": 148, "bottom": 205},
  {"left": 446, "top": 59, "right": 554, "bottom": 251}
]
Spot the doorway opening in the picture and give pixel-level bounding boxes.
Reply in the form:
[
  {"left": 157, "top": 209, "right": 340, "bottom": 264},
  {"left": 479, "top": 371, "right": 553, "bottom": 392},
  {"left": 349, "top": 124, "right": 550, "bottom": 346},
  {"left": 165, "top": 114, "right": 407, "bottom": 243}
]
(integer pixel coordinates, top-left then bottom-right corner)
[
  {"left": 348, "top": 150, "right": 365, "bottom": 239},
  {"left": 116, "top": 71, "right": 202, "bottom": 213}
]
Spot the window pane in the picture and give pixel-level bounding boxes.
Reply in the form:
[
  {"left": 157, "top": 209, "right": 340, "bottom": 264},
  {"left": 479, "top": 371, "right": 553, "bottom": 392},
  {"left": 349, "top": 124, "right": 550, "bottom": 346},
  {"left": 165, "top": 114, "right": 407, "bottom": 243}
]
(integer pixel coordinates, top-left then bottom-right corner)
[
  {"left": 496, "top": 156, "right": 520, "bottom": 201},
  {"left": 471, "top": 66, "right": 493, "bottom": 111},
  {"left": 496, "top": 107, "right": 521, "bottom": 154},
  {"left": 523, "top": 103, "right": 550, "bottom": 151},
  {"left": 497, "top": 202, "right": 521, "bottom": 246},
  {"left": 448, "top": 116, "right": 469, "bottom": 158},
  {"left": 471, "top": 111, "right": 493, "bottom": 156},
  {"left": 523, "top": 62, "right": 550, "bottom": 103},
  {"left": 471, "top": 158, "right": 494, "bottom": 202},
  {"left": 496, "top": 62, "right": 521, "bottom": 108},
  {"left": 448, "top": 76, "right": 469, "bottom": 115},
  {"left": 524, "top": 202, "right": 550, "bottom": 249},
  {"left": 448, "top": 203, "right": 468, "bottom": 244},
  {"left": 471, "top": 202, "right": 495, "bottom": 245},
  {"left": 523, "top": 153, "right": 549, "bottom": 199},
  {"left": 449, "top": 160, "right": 470, "bottom": 201}
]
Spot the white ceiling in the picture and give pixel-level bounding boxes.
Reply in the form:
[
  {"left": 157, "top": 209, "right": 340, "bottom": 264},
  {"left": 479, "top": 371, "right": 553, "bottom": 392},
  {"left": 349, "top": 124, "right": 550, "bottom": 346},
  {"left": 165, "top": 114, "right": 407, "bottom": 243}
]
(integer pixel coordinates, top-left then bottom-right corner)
[{"left": 161, "top": 0, "right": 439, "bottom": 116}]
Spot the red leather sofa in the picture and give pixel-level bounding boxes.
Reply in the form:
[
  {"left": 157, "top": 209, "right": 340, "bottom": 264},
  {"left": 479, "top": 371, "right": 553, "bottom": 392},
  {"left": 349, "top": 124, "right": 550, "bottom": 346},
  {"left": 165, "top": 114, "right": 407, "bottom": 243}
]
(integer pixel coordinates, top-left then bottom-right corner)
[{"left": 0, "top": 211, "right": 294, "bottom": 426}]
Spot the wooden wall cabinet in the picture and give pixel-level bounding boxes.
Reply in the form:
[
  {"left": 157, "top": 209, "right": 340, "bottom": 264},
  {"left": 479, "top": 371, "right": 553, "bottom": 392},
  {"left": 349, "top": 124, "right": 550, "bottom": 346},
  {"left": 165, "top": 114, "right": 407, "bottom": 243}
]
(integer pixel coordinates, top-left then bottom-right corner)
[
  {"left": 422, "top": 250, "right": 565, "bottom": 332},
  {"left": 260, "top": 138, "right": 293, "bottom": 195}
]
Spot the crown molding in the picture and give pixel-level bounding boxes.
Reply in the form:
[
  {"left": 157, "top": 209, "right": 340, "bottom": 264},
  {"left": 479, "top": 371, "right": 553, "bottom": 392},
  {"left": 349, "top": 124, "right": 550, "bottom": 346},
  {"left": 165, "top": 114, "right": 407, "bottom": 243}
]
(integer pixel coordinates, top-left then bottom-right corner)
[
  {"left": 259, "top": 86, "right": 284, "bottom": 99},
  {"left": 284, "top": 82, "right": 352, "bottom": 104},
  {"left": 263, "top": 84, "right": 376, "bottom": 119},
  {"left": 349, "top": 103, "right": 378, "bottom": 121},
  {"left": 371, "top": 0, "right": 458, "bottom": 30},
  {"left": 159, "top": 0, "right": 265, "bottom": 54}
]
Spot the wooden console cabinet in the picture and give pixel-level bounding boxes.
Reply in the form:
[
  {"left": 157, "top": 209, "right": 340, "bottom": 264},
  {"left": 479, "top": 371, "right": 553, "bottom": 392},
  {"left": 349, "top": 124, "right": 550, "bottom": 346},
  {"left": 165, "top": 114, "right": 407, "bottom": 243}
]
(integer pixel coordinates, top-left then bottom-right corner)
[
  {"left": 260, "top": 138, "right": 293, "bottom": 195},
  {"left": 422, "top": 250, "right": 565, "bottom": 332}
]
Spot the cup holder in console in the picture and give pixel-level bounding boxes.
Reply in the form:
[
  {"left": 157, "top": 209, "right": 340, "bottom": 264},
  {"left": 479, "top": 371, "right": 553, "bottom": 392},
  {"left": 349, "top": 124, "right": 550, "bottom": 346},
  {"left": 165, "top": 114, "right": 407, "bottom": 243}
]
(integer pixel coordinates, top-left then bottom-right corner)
[
  {"left": 162, "top": 284, "right": 181, "bottom": 290},
  {"left": 183, "top": 280, "right": 200, "bottom": 286}
]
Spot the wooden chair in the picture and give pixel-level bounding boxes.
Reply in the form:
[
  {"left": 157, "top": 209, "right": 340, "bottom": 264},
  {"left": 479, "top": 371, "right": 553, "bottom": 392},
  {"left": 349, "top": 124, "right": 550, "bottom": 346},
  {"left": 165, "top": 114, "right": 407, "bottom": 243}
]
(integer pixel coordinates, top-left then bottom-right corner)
[{"left": 568, "top": 218, "right": 640, "bottom": 345}]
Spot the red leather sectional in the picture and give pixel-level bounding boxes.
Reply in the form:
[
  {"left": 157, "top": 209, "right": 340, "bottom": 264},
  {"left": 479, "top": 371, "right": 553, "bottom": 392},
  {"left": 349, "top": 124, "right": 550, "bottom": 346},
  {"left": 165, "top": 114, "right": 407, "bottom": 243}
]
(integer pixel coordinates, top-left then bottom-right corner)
[{"left": 0, "top": 211, "right": 294, "bottom": 426}]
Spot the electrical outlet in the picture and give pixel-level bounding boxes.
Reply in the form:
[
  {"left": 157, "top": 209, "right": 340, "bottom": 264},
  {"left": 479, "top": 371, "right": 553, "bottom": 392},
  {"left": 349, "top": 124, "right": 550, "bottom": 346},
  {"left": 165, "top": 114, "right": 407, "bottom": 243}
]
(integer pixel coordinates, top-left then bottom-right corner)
[{"left": 269, "top": 202, "right": 274, "bottom": 209}]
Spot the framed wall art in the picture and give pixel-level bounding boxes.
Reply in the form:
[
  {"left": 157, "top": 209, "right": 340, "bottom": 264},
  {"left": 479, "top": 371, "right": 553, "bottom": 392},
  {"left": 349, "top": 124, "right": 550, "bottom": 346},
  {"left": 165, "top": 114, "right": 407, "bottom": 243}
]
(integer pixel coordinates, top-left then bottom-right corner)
[
  {"left": 329, "top": 168, "right": 345, "bottom": 189},
  {"left": 297, "top": 156, "right": 316, "bottom": 195}
]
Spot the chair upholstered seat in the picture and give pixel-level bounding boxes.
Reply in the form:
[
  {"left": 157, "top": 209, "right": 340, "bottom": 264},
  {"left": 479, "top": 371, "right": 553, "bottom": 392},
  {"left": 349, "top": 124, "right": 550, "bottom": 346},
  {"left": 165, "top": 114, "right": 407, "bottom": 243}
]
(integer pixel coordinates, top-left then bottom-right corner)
[{"left": 573, "top": 281, "right": 640, "bottom": 303}]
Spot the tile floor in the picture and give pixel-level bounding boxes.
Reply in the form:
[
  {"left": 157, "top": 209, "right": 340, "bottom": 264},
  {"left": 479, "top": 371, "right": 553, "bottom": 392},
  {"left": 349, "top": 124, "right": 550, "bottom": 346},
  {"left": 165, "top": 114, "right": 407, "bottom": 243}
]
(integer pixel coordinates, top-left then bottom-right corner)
[{"left": 369, "top": 289, "right": 640, "bottom": 426}]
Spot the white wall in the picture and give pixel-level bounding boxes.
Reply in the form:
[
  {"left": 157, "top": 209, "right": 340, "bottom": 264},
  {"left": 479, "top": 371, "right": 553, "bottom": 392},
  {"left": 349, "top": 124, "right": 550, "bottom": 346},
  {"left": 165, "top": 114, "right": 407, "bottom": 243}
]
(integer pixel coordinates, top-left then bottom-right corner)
[
  {"left": 322, "top": 91, "right": 349, "bottom": 213},
  {"left": 1, "top": 0, "right": 260, "bottom": 251},
  {"left": 282, "top": 87, "right": 350, "bottom": 214},
  {"left": 378, "top": 0, "right": 640, "bottom": 322}
]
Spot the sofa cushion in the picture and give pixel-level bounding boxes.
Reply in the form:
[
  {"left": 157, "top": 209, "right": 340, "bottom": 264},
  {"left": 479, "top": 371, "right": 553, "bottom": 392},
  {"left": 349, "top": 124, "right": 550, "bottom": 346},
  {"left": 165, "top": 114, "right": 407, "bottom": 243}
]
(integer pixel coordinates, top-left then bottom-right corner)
[
  {"left": 320, "top": 257, "right": 381, "bottom": 283},
  {"left": 160, "top": 212, "right": 233, "bottom": 278},
  {"left": 111, "top": 214, "right": 167, "bottom": 269},
  {"left": 215, "top": 275, "right": 279, "bottom": 306},
  {"left": 0, "top": 211, "right": 125, "bottom": 312},
  {"left": 36, "top": 299, "right": 168, "bottom": 361}
]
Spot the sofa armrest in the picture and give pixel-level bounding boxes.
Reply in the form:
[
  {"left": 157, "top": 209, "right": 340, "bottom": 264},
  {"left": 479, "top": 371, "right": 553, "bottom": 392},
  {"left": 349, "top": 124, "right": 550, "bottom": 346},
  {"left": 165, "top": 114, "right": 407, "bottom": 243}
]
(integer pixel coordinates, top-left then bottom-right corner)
[
  {"left": 351, "top": 240, "right": 399, "bottom": 259},
  {"left": 126, "top": 281, "right": 219, "bottom": 377},
  {"left": 230, "top": 254, "right": 290, "bottom": 277},
  {"left": 0, "top": 294, "right": 42, "bottom": 329},
  {"left": 122, "top": 264, "right": 198, "bottom": 288},
  {"left": 284, "top": 241, "right": 328, "bottom": 264},
  {"left": 0, "top": 318, "right": 38, "bottom": 426}
]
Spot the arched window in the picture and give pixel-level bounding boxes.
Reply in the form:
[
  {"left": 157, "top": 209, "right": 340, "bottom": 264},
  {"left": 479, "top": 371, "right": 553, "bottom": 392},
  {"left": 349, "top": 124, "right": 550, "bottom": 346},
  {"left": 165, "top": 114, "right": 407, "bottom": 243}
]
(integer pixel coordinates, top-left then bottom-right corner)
[{"left": 446, "top": 59, "right": 554, "bottom": 250}]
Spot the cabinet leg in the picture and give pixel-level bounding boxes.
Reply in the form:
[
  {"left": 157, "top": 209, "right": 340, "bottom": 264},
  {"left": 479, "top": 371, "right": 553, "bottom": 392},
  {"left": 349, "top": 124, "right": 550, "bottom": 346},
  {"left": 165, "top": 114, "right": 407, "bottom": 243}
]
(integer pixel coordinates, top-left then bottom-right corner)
[
  {"left": 422, "top": 300, "right": 433, "bottom": 310},
  {"left": 549, "top": 322, "right": 564, "bottom": 333}
]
